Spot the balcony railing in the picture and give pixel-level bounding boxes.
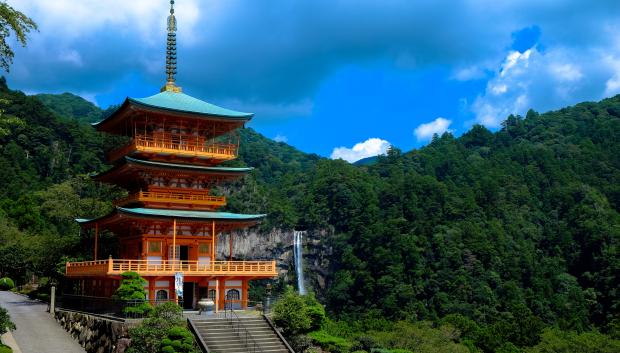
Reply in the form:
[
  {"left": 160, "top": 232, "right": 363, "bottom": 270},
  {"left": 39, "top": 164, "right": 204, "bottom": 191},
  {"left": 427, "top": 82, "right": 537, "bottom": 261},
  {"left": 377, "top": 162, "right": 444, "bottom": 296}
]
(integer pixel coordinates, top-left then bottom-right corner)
[
  {"left": 114, "top": 190, "right": 226, "bottom": 208},
  {"left": 108, "top": 134, "right": 238, "bottom": 162},
  {"left": 66, "top": 259, "right": 278, "bottom": 277}
]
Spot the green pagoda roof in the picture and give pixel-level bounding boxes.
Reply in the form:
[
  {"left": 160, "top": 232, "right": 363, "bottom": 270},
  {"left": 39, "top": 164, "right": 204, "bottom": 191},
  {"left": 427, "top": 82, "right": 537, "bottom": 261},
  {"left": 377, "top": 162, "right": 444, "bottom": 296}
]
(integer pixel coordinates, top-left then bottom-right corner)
[
  {"left": 118, "top": 207, "right": 265, "bottom": 220},
  {"left": 124, "top": 157, "right": 253, "bottom": 173},
  {"left": 129, "top": 91, "right": 253, "bottom": 119},
  {"left": 92, "top": 91, "right": 253, "bottom": 129},
  {"left": 76, "top": 207, "right": 265, "bottom": 226}
]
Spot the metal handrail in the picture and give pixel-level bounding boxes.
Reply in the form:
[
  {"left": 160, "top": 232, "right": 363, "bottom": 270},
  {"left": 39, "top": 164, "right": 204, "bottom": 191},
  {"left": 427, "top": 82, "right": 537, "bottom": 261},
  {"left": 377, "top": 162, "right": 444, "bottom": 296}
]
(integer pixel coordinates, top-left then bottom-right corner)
[{"left": 224, "top": 301, "right": 264, "bottom": 353}]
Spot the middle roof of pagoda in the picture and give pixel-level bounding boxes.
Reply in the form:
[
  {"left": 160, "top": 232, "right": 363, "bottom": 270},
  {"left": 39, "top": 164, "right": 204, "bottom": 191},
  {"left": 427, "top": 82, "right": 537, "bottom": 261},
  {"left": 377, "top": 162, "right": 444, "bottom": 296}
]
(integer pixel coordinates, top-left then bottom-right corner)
[
  {"left": 94, "top": 156, "right": 252, "bottom": 187},
  {"left": 93, "top": 90, "right": 254, "bottom": 133}
]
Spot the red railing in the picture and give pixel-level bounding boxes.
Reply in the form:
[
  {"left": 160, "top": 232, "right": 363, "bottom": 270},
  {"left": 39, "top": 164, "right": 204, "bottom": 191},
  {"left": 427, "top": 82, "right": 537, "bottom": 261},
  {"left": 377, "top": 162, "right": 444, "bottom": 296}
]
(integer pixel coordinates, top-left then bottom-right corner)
[
  {"left": 66, "top": 259, "right": 277, "bottom": 277},
  {"left": 114, "top": 190, "right": 226, "bottom": 207},
  {"left": 107, "top": 134, "right": 238, "bottom": 162}
]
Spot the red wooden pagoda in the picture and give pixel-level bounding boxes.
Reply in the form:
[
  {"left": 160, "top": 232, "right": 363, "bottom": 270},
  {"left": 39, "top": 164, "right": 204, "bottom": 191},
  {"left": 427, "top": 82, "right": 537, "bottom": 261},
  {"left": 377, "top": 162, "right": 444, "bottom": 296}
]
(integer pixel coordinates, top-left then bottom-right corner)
[{"left": 64, "top": 1, "right": 276, "bottom": 310}]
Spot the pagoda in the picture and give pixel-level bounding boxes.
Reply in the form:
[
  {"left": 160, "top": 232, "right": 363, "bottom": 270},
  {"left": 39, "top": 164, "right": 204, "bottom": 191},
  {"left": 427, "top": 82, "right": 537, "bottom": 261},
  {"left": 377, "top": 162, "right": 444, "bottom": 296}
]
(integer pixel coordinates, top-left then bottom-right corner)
[{"left": 65, "top": 1, "right": 276, "bottom": 310}]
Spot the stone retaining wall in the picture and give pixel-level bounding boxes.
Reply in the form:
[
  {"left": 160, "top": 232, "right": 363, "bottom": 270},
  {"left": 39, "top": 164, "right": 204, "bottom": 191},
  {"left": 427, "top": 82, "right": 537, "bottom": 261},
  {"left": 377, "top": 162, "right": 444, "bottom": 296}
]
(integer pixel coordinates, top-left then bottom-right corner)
[{"left": 55, "top": 309, "right": 135, "bottom": 353}]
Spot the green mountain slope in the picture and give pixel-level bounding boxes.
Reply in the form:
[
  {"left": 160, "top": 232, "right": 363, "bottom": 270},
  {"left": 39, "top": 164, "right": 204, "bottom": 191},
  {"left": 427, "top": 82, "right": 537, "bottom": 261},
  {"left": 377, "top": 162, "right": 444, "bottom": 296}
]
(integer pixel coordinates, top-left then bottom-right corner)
[{"left": 34, "top": 92, "right": 103, "bottom": 124}]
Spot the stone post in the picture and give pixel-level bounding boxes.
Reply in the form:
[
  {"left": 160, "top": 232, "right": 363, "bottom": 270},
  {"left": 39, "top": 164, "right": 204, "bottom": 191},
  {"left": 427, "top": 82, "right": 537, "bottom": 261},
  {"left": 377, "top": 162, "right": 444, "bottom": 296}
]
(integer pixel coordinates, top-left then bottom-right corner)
[{"left": 50, "top": 285, "right": 56, "bottom": 314}]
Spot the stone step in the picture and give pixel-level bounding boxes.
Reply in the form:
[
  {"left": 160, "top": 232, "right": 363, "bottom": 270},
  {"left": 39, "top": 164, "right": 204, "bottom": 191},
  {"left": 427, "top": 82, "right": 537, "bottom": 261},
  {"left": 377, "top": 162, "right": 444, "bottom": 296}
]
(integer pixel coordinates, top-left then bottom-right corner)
[{"left": 189, "top": 316, "right": 292, "bottom": 353}]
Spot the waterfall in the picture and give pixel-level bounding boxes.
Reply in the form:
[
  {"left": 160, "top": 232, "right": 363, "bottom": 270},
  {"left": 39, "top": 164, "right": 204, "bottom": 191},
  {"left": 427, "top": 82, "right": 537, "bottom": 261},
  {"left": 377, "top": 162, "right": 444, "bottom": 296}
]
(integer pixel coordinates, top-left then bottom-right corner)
[{"left": 293, "top": 230, "right": 306, "bottom": 295}]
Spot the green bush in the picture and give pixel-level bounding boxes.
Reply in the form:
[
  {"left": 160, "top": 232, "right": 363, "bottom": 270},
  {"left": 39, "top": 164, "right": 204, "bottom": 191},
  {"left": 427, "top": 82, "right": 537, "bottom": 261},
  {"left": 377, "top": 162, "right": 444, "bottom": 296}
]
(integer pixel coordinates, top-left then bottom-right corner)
[
  {"left": 159, "top": 326, "right": 196, "bottom": 353},
  {"left": 0, "top": 278, "right": 14, "bottom": 291},
  {"left": 0, "top": 343, "right": 13, "bottom": 353},
  {"left": 273, "top": 286, "right": 326, "bottom": 336},
  {"left": 113, "top": 272, "right": 151, "bottom": 315},
  {"left": 308, "top": 330, "right": 353, "bottom": 353},
  {"left": 126, "top": 301, "right": 195, "bottom": 353},
  {"left": 0, "top": 306, "right": 16, "bottom": 336}
]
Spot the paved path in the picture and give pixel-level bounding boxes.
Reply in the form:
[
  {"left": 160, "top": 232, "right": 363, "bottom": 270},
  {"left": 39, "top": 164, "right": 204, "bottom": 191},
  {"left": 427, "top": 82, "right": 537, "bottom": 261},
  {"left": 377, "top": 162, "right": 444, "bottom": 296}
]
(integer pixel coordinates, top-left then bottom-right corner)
[{"left": 0, "top": 291, "right": 85, "bottom": 353}]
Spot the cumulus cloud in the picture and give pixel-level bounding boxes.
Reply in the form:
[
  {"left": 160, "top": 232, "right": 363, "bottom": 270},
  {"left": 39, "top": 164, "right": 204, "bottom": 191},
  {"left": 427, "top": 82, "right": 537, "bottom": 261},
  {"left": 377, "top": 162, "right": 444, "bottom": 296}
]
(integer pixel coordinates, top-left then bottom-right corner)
[
  {"left": 330, "top": 138, "right": 391, "bottom": 163},
  {"left": 414, "top": 118, "right": 452, "bottom": 141},
  {"left": 471, "top": 44, "right": 620, "bottom": 127}
]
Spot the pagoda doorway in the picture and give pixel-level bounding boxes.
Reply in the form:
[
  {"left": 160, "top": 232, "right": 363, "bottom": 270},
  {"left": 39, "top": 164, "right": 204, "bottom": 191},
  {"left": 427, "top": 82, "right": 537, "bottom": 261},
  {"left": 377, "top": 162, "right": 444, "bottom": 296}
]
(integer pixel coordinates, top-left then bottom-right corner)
[
  {"left": 183, "top": 282, "right": 195, "bottom": 309},
  {"left": 180, "top": 246, "right": 189, "bottom": 261}
]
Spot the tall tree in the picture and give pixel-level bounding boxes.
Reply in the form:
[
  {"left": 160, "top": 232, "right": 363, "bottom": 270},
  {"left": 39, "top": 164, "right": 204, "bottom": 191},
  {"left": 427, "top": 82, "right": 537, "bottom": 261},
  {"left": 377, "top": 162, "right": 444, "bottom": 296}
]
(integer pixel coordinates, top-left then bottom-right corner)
[{"left": 0, "top": 1, "right": 37, "bottom": 72}]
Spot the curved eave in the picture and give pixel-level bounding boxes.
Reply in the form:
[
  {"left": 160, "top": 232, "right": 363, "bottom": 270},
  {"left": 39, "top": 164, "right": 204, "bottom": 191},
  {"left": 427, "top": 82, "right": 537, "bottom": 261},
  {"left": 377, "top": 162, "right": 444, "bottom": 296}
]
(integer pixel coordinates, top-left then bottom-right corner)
[
  {"left": 118, "top": 207, "right": 266, "bottom": 221},
  {"left": 75, "top": 207, "right": 266, "bottom": 227},
  {"left": 92, "top": 93, "right": 253, "bottom": 131},
  {"left": 125, "top": 156, "right": 253, "bottom": 173},
  {"left": 128, "top": 96, "right": 253, "bottom": 120},
  {"left": 92, "top": 156, "right": 253, "bottom": 181}
]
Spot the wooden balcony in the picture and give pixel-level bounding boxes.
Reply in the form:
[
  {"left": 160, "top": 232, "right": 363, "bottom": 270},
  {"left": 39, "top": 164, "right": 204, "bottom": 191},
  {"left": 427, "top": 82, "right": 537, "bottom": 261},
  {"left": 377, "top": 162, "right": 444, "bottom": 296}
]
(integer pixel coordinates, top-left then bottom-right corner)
[
  {"left": 114, "top": 190, "right": 226, "bottom": 209},
  {"left": 65, "top": 259, "right": 278, "bottom": 278},
  {"left": 108, "top": 134, "right": 238, "bottom": 162}
]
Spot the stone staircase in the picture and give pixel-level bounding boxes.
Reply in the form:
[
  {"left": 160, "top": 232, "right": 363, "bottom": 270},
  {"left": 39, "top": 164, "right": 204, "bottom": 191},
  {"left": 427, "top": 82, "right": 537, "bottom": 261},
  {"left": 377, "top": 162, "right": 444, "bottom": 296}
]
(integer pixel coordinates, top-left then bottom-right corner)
[{"left": 190, "top": 316, "right": 293, "bottom": 353}]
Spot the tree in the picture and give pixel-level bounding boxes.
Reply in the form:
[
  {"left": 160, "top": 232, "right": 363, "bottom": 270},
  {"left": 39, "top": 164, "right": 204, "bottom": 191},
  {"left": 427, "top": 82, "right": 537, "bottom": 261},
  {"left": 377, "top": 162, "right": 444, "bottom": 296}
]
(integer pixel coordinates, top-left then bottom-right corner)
[
  {"left": 0, "top": 2, "right": 37, "bottom": 72},
  {"left": 113, "top": 271, "right": 151, "bottom": 315}
]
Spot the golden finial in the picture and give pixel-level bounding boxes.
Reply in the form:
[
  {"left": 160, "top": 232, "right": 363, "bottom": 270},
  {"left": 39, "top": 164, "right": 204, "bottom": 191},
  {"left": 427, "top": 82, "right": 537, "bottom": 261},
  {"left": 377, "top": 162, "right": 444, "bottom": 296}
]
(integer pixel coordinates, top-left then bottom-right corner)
[{"left": 162, "top": 0, "right": 182, "bottom": 92}]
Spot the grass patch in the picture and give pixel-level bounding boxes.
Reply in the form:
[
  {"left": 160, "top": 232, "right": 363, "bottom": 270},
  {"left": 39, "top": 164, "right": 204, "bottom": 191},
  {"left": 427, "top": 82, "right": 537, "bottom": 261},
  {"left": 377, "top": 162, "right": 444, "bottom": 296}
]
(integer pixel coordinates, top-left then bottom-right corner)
[{"left": 0, "top": 343, "right": 13, "bottom": 353}]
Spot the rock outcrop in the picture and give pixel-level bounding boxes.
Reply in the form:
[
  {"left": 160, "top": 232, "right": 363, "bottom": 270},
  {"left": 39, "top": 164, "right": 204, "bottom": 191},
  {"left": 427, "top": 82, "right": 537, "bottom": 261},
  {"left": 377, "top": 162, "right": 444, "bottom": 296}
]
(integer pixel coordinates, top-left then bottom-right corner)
[{"left": 217, "top": 228, "right": 333, "bottom": 295}]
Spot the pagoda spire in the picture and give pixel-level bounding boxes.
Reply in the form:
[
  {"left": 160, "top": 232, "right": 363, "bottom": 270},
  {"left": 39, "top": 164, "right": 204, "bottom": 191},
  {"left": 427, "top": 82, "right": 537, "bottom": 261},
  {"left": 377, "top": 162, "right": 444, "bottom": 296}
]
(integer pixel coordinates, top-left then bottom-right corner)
[{"left": 162, "top": 0, "right": 182, "bottom": 92}]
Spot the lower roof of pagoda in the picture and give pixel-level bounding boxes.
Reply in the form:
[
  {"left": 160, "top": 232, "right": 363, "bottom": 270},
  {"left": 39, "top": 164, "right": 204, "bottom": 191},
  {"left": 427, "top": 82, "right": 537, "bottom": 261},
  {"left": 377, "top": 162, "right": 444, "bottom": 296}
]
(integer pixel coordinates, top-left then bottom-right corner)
[
  {"left": 93, "top": 156, "right": 252, "bottom": 187},
  {"left": 75, "top": 207, "right": 265, "bottom": 230}
]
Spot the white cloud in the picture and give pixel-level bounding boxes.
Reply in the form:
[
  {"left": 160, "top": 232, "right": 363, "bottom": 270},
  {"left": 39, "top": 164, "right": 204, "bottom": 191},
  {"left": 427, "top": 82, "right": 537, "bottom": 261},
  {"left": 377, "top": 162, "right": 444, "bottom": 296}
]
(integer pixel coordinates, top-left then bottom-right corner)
[
  {"left": 274, "top": 134, "right": 288, "bottom": 143},
  {"left": 470, "top": 45, "right": 618, "bottom": 128},
  {"left": 330, "top": 138, "right": 391, "bottom": 163},
  {"left": 10, "top": 0, "right": 202, "bottom": 44},
  {"left": 452, "top": 66, "right": 487, "bottom": 81},
  {"left": 414, "top": 117, "right": 452, "bottom": 141}
]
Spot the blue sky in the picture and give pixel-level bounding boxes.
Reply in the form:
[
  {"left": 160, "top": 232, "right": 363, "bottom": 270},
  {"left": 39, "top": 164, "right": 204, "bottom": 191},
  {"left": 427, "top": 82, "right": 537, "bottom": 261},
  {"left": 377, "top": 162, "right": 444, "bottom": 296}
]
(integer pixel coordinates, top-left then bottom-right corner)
[{"left": 6, "top": 0, "right": 620, "bottom": 162}]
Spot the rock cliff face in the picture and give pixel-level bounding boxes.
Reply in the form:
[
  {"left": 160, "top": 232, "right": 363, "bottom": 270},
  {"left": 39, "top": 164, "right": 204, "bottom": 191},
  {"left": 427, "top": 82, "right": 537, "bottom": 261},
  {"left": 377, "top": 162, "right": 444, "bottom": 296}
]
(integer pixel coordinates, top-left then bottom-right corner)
[{"left": 217, "top": 228, "right": 333, "bottom": 295}]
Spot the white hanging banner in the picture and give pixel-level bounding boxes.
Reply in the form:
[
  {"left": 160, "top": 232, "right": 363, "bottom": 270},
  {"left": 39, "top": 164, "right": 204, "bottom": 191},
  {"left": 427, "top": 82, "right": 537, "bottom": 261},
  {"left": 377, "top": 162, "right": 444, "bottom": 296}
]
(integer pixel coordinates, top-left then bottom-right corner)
[{"left": 175, "top": 272, "right": 184, "bottom": 298}]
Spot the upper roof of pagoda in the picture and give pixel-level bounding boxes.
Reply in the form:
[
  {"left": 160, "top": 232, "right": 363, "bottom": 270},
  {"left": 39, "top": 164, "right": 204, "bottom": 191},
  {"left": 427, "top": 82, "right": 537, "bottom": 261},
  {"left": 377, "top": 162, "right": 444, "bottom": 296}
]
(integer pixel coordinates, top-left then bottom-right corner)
[{"left": 93, "top": 91, "right": 254, "bottom": 134}]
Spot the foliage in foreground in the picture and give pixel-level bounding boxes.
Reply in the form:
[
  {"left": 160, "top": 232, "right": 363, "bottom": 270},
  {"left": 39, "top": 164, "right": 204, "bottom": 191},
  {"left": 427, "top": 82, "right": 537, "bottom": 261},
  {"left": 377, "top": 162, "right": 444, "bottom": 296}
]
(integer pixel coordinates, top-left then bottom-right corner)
[
  {"left": 0, "top": 305, "right": 16, "bottom": 336},
  {"left": 127, "top": 302, "right": 197, "bottom": 353},
  {"left": 273, "top": 287, "right": 326, "bottom": 336}
]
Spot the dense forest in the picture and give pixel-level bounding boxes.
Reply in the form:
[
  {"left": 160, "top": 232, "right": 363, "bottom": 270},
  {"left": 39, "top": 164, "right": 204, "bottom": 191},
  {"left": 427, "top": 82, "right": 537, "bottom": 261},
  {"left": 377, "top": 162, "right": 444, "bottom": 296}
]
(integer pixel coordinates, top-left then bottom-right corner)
[{"left": 0, "top": 77, "right": 619, "bottom": 352}]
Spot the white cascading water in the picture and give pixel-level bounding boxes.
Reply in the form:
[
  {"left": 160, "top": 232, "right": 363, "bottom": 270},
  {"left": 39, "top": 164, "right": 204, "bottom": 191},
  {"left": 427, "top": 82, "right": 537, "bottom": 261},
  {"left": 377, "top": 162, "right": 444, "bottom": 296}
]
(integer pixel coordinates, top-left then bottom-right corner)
[{"left": 293, "top": 230, "right": 306, "bottom": 295}]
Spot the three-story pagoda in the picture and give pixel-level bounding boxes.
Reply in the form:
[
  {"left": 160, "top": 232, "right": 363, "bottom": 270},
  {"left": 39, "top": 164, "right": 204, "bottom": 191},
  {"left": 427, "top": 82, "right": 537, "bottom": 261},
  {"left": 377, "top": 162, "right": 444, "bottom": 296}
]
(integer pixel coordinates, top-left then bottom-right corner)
[{"left": 65, "top": 1, "right": 276, "bottom": 310}]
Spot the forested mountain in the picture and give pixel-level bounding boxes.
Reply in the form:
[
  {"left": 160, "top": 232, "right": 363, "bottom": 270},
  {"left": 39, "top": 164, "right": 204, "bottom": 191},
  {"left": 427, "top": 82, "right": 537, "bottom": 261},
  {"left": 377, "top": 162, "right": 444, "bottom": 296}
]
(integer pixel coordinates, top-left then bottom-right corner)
[
  {"left": 35, "top": 92, "right": 103, "bottom": 124},
  {"left": 0, "top": 79, "right": 619, "bottom": 351}
]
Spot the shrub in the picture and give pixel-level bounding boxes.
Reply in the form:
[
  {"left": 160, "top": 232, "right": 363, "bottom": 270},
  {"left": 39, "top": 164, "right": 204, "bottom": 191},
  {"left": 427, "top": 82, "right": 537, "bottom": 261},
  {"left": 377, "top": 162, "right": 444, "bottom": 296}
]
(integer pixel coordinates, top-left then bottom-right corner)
[
  {"left": 0, "top": 306, "right": 16, "bottom": 336},
  {"left": 126, "top": 302, "right": 192, "bottom": 353},
  {"left": 0, "top": 344, "right": 13, "bottom": 353},
  {"left": 273, "top": 286, "right": 326, "bottom": 336},
  {"left": 308, "top": 330, "right": 353, "bottom": 353},
  {"left": 0, "top": 278, "right": 14, "bottom": 291},
  {"left": 159, "top": 326, "right": 196, "bottom": 353},
  {"left": 113, "top": 271, "right": 150, "bottom": 315}
]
